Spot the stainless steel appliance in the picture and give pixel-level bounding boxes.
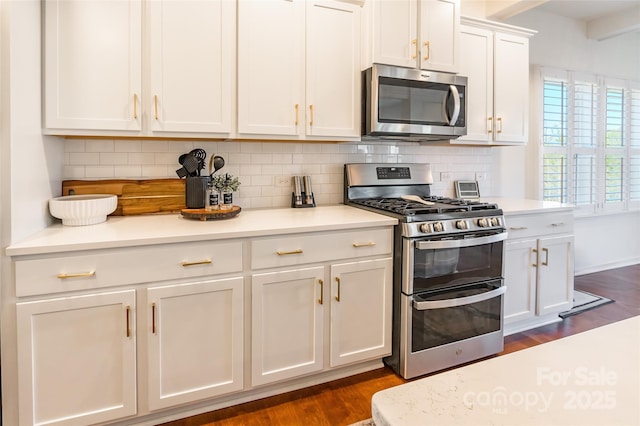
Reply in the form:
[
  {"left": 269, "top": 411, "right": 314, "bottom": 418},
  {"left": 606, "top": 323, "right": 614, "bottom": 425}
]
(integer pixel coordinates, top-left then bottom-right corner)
[
  {"left": 362, "top": 64, "right": 467, "bottom": 141},
  {"left": 344, "top": 163, "right": 506, "bottom": 379}
]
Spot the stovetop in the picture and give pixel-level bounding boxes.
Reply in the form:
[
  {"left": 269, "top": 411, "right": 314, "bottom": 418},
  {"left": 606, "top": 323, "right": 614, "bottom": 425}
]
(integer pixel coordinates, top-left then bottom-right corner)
[{"left": 350, "top": 196, "right": 499, "bottom": 216}]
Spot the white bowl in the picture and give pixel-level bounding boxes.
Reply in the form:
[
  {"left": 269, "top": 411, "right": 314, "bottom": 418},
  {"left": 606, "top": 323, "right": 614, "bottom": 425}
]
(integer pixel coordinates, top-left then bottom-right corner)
[{"left": 49, "top": 194, "right": 118, "bottom": 226}]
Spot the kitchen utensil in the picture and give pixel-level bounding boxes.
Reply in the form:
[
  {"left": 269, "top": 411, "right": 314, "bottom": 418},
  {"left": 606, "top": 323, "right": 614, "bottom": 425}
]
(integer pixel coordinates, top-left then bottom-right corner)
[
  {"left": 303, "top": 176, "right": 314, "bottom": 205},
  {"left": 293, "top": 176, "right": 302, "bottom": 206},
  {"left": 180, "top": 153, "right": 200, "bottom": 178},
  {"left": 401, "top": 195, "right": 435, "bottom": 206},
  {"left": 190, "top": 148, "right": 207, "bottom": 176},
  {"left": 209, "top": 155, "right": 225, "bottom": 177}
]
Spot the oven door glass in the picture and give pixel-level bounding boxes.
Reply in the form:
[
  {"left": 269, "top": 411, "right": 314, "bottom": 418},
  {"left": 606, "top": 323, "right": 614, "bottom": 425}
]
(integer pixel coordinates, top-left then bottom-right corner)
[
  {"left": 411, "top": 280, "right": 504, "bottom": 352},
  {"left": 411, "top": 231, "right": 504, "bottom": 293}
]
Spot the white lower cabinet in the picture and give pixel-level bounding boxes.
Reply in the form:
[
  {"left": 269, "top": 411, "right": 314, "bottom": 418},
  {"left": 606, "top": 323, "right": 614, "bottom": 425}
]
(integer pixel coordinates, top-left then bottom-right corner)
[
  {"left": 16, "top": 290, "right": 137, "bottom": 426},
  {"left": 503, "top": 211, "right": 574, "bottom": 334},
  {"left": 147, "top": 277, "right": 244, "bottom": 411},
  {"left": 330, "top": 258, "right": 392, "bottom": 367},
  {"left": 11, "top": 223, "right": 394, "bottom": 424},
  {"left": 251, "top": 267, "right": 325, "bottom": 386},
  {"left": 250, "top": 258, "right": 393, "bottom": 386}
]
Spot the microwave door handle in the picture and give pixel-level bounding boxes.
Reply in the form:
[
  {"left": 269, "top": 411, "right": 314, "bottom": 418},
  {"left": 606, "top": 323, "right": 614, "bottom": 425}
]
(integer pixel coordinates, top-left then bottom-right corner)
[
  {"left": 413, "top": 286, "right": 506, "bottom": 310},
  {"left": 447, "top": 85, "right": 461, "bottom": 126}
]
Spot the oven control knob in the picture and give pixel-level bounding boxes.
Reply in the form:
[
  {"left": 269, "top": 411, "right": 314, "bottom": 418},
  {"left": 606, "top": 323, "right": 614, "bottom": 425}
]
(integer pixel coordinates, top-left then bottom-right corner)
[
  {"left": 477, "top": 218, "right": 489, "bottom": 228},
  {"left": 432, "top": 222, "right": 444, "bottom": 232},
  {"left": 455, "top": 220, "right": 468, "bottom": 230},
  {"left": 490, "top": 217, "right": 501, "bottom": 227},
  {"left": 420, "top": 223, "right": 431, "bottom": 233}
]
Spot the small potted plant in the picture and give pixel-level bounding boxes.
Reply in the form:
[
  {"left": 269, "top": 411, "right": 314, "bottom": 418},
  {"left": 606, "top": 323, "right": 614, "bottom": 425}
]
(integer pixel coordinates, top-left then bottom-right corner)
[{"left": 211, "top": 173, "right": 241, "bottom": 210}]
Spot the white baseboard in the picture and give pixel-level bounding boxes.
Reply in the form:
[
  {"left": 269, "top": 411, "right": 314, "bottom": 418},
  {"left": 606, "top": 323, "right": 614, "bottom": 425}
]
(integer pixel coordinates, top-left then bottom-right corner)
[{"left": 575, "top": 258, "right": 640, "bottom": 276}]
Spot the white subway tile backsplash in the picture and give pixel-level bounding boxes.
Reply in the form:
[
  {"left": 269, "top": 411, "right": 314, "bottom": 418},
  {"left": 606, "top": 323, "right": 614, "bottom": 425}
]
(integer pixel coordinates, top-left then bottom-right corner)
[
  {"left": 65, "top": 140, "right": 494, "bottom": 208},
  {"left": 85, "top": 140, "right": 114, "bottom": 153}
]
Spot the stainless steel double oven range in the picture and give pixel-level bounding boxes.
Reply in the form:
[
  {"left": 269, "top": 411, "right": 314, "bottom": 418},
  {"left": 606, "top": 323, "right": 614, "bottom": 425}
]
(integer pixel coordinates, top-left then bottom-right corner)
[{"left": 344, "top": 163, "right": 507, "bottom": 379}]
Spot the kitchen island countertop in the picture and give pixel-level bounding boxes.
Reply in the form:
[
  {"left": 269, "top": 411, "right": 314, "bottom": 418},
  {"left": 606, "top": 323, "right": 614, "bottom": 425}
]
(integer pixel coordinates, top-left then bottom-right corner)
[{"left": 6, "top": 205, "right": 397, "bottom": 256}]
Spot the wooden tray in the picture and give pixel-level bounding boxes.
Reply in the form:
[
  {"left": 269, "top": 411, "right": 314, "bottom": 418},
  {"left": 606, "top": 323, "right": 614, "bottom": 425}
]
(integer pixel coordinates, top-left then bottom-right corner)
[{"left": 181, "top": 206, "right": 241, "bottom": 221}]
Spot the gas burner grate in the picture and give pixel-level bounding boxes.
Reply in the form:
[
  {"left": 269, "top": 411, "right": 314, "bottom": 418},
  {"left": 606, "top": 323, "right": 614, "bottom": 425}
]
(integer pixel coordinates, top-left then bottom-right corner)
[{"left": 351, "top": 197, "right": 498, "bottom": 216}]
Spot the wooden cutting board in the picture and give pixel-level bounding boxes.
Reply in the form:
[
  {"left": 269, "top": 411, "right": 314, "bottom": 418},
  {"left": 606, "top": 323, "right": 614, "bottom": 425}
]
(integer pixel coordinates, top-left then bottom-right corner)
[{"left": 62, "top": 179, "right": 186, "bottom": 216}]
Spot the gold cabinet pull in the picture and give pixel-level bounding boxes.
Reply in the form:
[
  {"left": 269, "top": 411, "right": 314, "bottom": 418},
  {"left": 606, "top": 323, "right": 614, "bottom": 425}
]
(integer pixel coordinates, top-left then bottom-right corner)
[
  {"left": 411, "top": 39, "right": 417, "bottom": 59},
  {"left": 151, "top": 303, "right": 157, "bottom": 334},
  {"left": 509, "top": 226, "right": 528, "bottom": 231},
  {"left": 309, "top": 104, "right": 314, "bottom": 126},
  {"left": 181, "top": 259, "right": 212, "bottom": 267},
  {"left": 335, "top": 276, "right": 341, "bottom": 302},
  {"left": 423, "top": 40, "right": 430, "bottom": 61},
  {"left": 318, "top": 279, "right": 324, "bottom": 305},
  {"left": 550, "top": 222, "right": 565, "bottom": 227},
  {"left": 154, "top": 95, "right": 159, "bottom": 120},
  {"left": 497, "top": 117, "right": 503, "bottom": 133},
  {"left": 57, "top": 271, "right": 96, "bottom": 279},
  {"left": 542, "top": 248, "right": 549, "bottom": 266},
  {"left": 125, "top": 305, "right": 131, "bottom": 338},
  {"left": 133, "top": 94, "right": 138, "bottom": 119},
  {"left": 487, "top": 117, "right": 493, "bottom": 133},
  {"left": 295, "top": 103, "right": 299, "bottom": 125},
  {"left": 276, "top": 249, "right": 303, "bottom": 256},
  {"left": 532, "top": 248, "right": 538, "bottom": 267},
  {"left": 353, "top": 242, "right": 376, "bottom": 247}
]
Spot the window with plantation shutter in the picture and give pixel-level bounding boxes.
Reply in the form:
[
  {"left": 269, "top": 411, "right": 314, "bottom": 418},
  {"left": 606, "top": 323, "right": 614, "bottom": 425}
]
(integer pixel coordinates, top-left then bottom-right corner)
[{"left": 539, "top": 68, "right": 639, "bottom": 214}]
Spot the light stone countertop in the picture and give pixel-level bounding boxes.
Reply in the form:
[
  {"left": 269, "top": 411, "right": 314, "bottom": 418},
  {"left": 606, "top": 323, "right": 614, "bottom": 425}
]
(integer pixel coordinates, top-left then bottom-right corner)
[
  {"left": 5, "top": 199, "right": 573, "bottom": 257},
  {"left": 6, "top": 205, "right": 397, "bottom": 257},
  {"left": 372, "top": 316, "right": 640, "bottom": 426},
  {"left": 480, "top": 197, "right": 575, "bottom": 215}
]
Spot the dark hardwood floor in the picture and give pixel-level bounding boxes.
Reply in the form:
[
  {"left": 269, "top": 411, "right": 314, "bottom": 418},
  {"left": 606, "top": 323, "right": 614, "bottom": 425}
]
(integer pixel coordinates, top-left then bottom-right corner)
[{"left": 163, "top": 264, "right": 640, "bottom": 426}]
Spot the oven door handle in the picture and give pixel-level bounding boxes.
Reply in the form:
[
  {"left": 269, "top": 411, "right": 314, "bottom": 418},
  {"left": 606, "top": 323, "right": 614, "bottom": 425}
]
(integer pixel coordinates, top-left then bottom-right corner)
[
  {"left": 412, "top": 286, "right": 506, "bottom": 310},
  {"left": 415, "top": 232, "right": 507, "bottom": 250}
]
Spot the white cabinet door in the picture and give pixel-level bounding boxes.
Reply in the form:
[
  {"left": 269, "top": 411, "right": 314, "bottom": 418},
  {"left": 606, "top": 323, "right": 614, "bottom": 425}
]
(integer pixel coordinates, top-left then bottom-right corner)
[
  {"left": 419, "top": 0, "right": 459, "bottom": 73},
  {"left": 44, "top": 0, "right": 142, "bottom": 132},
  {"left": 456, "top": 25, "right": 493, "bottom": 143},
  {"left": 16, "top": 290, "right": 136, "bottom": 426},
  {"left": 148, "top": 0, "right": 234, "bottom": 134},
  {"left": 503, "top": 238, "right": 537, "bottom": 324},
  {"left": 493, "top": 32, "right": 529, "bottom": 144},
  {"left": 536, "top": 235, "right": 574, "bottom": 316},
  {"left": 372, "top": 0, "right": 417, "bottom": 68},
  {"left": 306, "top": 1, "right": 361, "bottom": 138},
  {"left": 330, "top": 258, "right": 393, "bottom": 367},
  {"left": 147, "top": 277, "right": 244, "bottom": 411},
  {"left": 237, "top": 0, "right": 305, "bottom": 136},
  {"left": 251, "top": 267, "right": 324, "bottom": 386}
]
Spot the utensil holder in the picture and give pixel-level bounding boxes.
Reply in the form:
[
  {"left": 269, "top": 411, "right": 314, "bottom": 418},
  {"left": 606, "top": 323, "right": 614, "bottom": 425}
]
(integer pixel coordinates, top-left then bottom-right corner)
[{"left": 185, "top": 176, "right": 210, "bottom": 209}]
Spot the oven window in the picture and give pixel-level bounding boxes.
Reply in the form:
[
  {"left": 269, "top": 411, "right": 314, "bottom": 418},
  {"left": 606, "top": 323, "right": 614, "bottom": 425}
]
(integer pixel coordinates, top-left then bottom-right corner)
[
  {"left": 411, "top": 282, "right": 502, "bottom": 352},
  {"left": 413, "top": 238, "right": 503, "bottom": 292}
]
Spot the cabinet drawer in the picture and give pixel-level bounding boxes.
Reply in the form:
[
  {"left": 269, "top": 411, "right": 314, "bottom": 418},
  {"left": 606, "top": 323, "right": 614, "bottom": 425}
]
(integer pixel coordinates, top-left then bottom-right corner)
[
  {"left": 251, "top": 228, "right": 392, "bottom": 270},
  {"left": 504, "top": 212, "right": 574, "bottom": 240},
  {"left": 15, "top": 240, "right": 243, "bottom": 297}
]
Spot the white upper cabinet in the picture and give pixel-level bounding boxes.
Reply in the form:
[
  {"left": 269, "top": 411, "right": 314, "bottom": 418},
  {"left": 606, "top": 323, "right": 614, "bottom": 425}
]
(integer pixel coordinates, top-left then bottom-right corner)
[
  {"left": 237, "top": 0, "right": 305, "bottom": 137},
  {"left": 455, "top": 18, "right": 534, "bottom": 145},
  {"left": 148, "top": 0, "right": 234, "bottom": 135},
  {"left": 43, "top": 0, "right": 234, "bottom": 137},
  {"left": 44, "top": 0, "right": 143, "bottom": 133},
  {"left": 237, "top": 0, "right": 361, "bottom": 140},
  {"left": 369, "top": 0, "right": 459, "bottom": 73}
]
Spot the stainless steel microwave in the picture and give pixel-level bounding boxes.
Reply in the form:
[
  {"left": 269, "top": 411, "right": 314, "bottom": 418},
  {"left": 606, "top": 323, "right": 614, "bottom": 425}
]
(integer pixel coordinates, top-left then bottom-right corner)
[{"left": 362, "top": 64, "right": 467, "bottom": 141}]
